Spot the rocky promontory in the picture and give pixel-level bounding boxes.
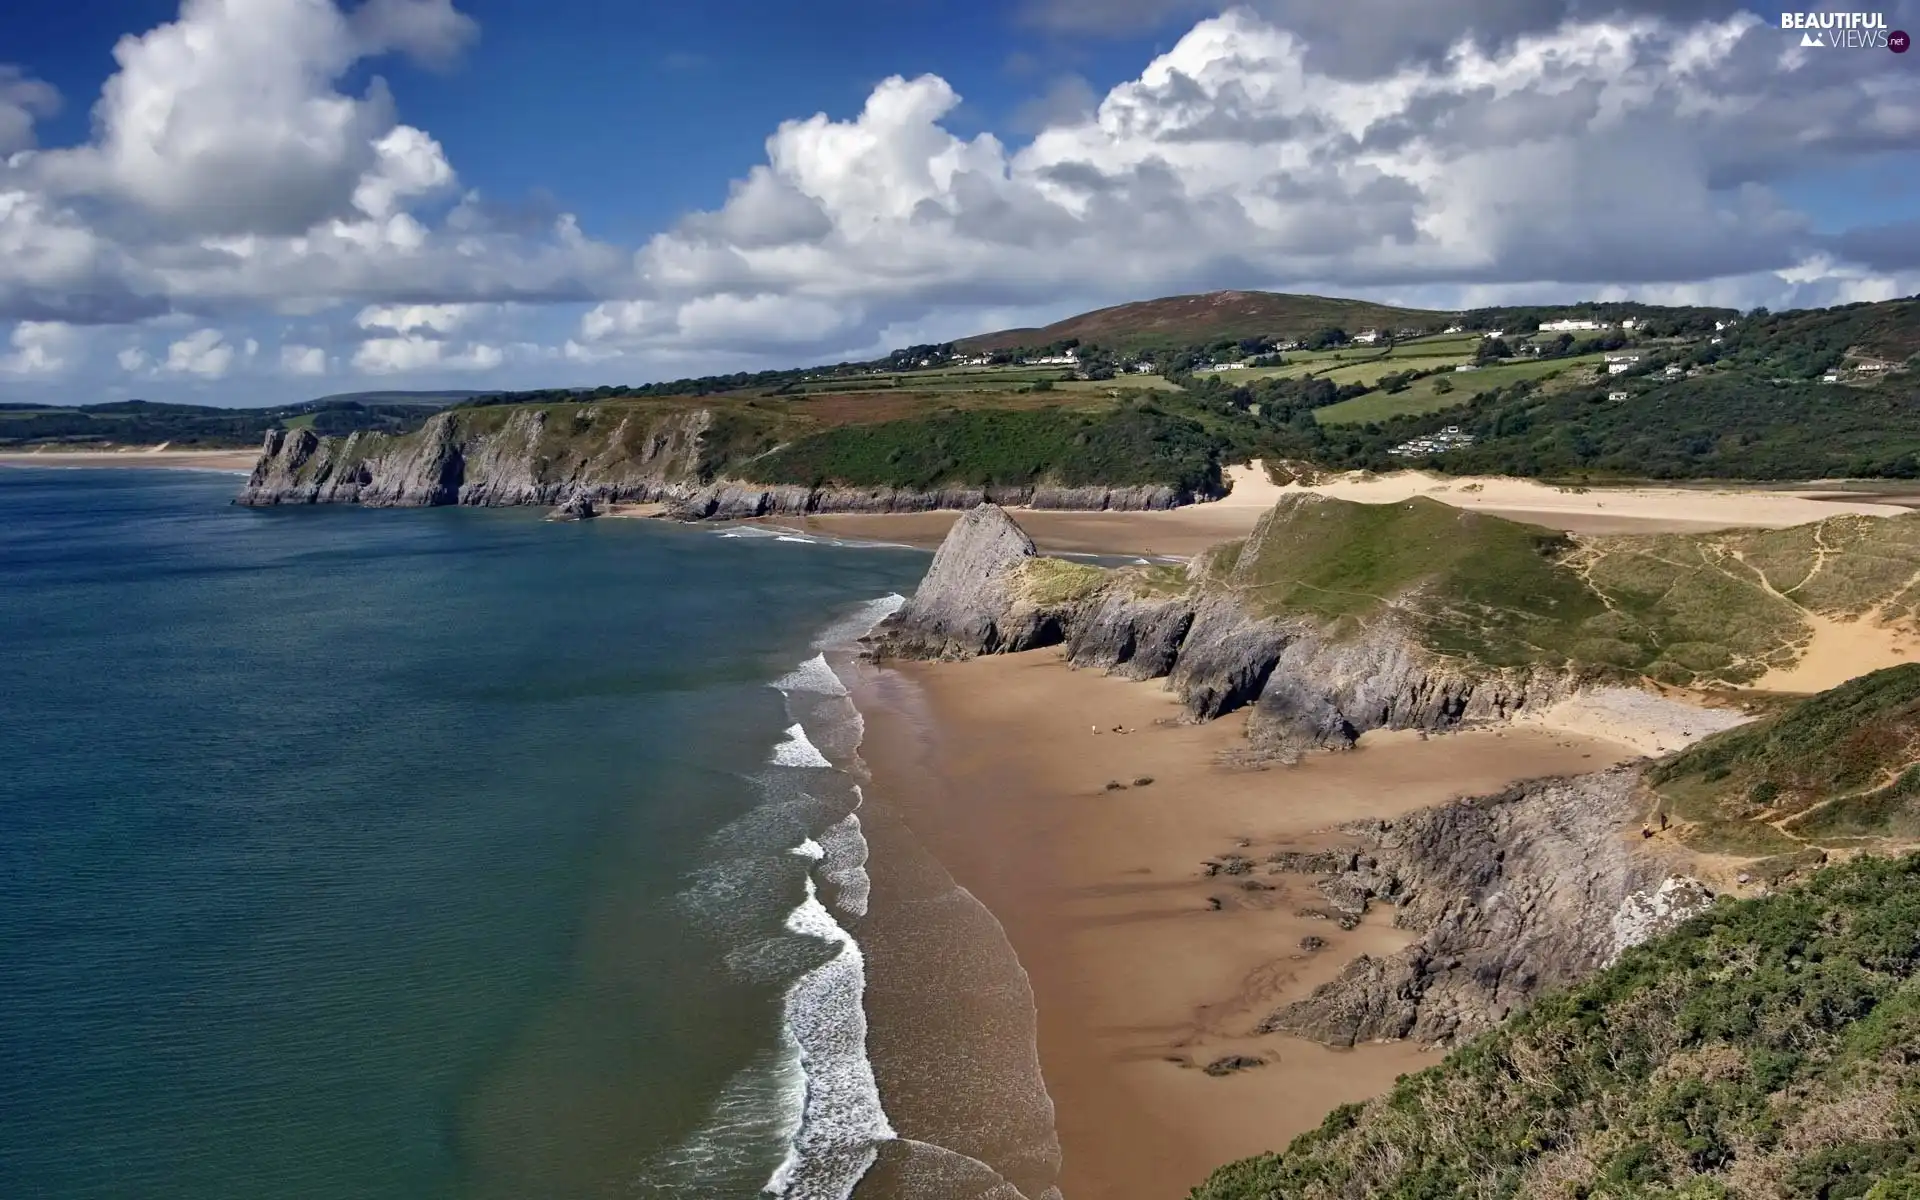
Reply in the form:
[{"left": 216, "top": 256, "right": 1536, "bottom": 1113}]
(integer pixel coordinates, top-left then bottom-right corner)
[
  {"left": 866, "top": 501, "right": 1595, "bottom": 758},
  {"left": 1259, "top": 768, "right": 1711, "bottom": 1047},
  {"left": 235, "top": 407, "right": 1204, "bottom": 516}
]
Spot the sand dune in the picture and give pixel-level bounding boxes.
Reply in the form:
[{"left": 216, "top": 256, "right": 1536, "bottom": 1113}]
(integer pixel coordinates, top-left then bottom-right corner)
[{"left": 784, "top": 462, "right": 1917, "bottom": 558}]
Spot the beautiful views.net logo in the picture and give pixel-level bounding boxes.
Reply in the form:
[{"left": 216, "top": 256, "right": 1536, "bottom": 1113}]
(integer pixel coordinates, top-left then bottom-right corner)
[{"left": 1780, "top": 11, "right": 1908, "bottom": 51}]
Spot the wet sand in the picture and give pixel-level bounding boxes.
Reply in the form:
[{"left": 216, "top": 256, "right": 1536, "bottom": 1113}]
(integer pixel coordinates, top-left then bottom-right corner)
[
  {"left": 0, "top": 448, "right": 258, "bottom": 470},
  {"left": 850, "top": 650, "right": 1642, "bottom": 1199}
]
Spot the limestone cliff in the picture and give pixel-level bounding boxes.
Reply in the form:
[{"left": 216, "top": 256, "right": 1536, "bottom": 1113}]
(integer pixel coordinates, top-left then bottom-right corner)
[
  {"left": 866, "top": 505, "right": 1074, "bottom": 660},
  {"left": 867, "top": 500, "right": 1591, "bottom": 756},
  {"left": 237, "top": 405, "right": 1200, "bottom": 515},
  {"left": 1260, "top": 768, "right": 1710, "bottom": 1047}
]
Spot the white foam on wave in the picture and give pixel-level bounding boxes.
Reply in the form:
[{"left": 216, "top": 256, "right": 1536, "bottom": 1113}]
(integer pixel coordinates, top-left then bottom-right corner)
[
  {"left": 773, "top": 654, "right": 849, "bottom": 697},
  {"left": 718, "top": 526, "right": 783, "bottom": 539},
  {"left": 770, "top": 724, "right": 833, "bottom": 769},
  {"left": 764, "top": 869, "right": 896, "bottom": 1199},
  {"left": 811, "top": 593, "right": 907, "bottom": 650},
  {"left": 791, "top": 838, "right": 825, "bottom": 860},
  {"left": 817, "top": 805, "right": 872, "bottom": 919}
]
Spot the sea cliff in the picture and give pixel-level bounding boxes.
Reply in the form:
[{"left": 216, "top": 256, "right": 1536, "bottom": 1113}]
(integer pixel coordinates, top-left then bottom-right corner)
[
  {"left": 867, "top": 500, "right": 1594, "bottom": 759},
  {"left": 235, "top": 405, "right": 1204, "bottom": 515}
]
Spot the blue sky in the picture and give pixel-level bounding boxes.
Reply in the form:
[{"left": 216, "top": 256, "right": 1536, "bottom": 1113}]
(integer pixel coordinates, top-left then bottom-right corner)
[{"left": 1, "top": 0, "right": 1916, "bottom": 406}]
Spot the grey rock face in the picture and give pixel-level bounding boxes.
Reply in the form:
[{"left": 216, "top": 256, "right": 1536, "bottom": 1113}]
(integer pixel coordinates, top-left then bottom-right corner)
[
  {"left": 867, "top": 504, "right": 1075, "bottom": 660},
  {"left": 238, "top": 412, "right": 1208, "bottom": 516},
  {"left": 1065, "top": 592, "right": 1196, "bottom": 680},
  {"left": 1165, "top": 598, "right": 1297, "bottom": 720},
  {"left": 549, "top": 491, "right": 598, "bottom": 521},
  {"left": 1263, "top": 767, "right": 1696, "bottom": 1047},
  {"left": 1246, "top": 623, "right": 1582, "bottom": 759}
]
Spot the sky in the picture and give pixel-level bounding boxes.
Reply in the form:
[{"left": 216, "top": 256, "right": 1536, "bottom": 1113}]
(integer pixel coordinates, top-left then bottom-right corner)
[{"left": 1, "top": 0, "right": 1917, "bottom": 407}]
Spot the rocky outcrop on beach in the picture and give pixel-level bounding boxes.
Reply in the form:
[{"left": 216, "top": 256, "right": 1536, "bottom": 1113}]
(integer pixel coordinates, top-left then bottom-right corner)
[
  {"left": 548, "top": 491, "right": 598, "bottom": 521},
  {"left": 868, "top": 502, "right": 1591, "bottom": 756},
  {"left": 867, "top": 504, "right": 1072, "bottom": 660},
  {"left": 236, "top": 408, "right": 1199, "bottom": 515},
  {"left": 1259, "top": 767, "right": 1712, "bottom": 1047}
]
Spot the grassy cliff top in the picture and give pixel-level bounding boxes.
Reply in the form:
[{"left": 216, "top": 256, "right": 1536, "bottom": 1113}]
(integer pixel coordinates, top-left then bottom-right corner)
[
  {"left": 1191, "top": 850, "right": 1920, "bottom": 1200},
  {"left": 1189, "top": 495, "right": 1920, "bottom": 685},
  {"left": 1652, "top": 664, "right": 1920, "bottom": 849},
  {"left": 267, "top": 390, "right": 1247, "bottom": 498}
]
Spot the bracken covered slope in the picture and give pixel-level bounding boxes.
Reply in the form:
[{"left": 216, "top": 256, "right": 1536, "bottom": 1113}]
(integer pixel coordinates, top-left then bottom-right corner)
[{"left": 1191, "top": 851, "right": 1920, "bottom": 1200}]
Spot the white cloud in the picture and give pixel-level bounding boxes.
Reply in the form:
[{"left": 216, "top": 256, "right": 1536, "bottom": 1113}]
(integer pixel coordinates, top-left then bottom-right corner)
[
  {"left": 0, "top": 66, "right": 60, "bottom": 155},
  {"left": 0, "top": 0, "right": 620, "bottom": 326},
  {"left": 0, "top": 321, "right": 76, "bottom": 376},
  {"left": 354, "top": 302, "right": 486, "bottom": 334},
  {"left": 2, "top": 0, "right": 1918, "bottom": 398},
  {"left": 163, "top": 328, "right": 235, "bottom": 378},
  {"left": 573, "top": 8, "right": 1918, "bottom": 359},
  {"left": 280, "top": 343, "right": 328, "bottom": 375},
  {"left": 352, "top": 335, "right": 503, "bottom": 373},
  {"left": 117, "top": 346, "right": 149, "bottom": 372}
]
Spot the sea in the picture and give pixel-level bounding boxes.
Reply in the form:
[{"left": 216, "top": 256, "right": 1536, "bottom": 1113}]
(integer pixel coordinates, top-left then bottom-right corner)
[{"left": 0, "top": 467, "right": 1060, "bottom": 1200}]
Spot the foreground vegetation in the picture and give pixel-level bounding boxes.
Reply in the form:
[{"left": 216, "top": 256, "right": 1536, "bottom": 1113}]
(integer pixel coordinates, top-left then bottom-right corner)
[
  {"left": 1192, "top": 849, "right": 1920, "bottom": 1200},
  {"left": 1653, "top": 665, "right": 1920, "bottom": 849}
]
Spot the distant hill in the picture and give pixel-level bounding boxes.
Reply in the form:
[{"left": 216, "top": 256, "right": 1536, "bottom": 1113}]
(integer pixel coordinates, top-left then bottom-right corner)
[
  {"left": 956, "top": 290, "right": 1452, "bottom": 353},
  {"left": 305, "top": 390, "right": 487, "bottom": 407}
]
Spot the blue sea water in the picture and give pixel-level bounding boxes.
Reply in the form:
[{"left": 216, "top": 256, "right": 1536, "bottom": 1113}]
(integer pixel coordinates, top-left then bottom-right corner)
[{"left": 0, "top": 468, "right": 928, "bottom": 1199}]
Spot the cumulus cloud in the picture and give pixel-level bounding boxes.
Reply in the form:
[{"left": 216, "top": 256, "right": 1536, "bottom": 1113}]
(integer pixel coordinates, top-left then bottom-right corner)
[
  {"left": 352, "top": 335, "right": 503, "bottom": 373},
  {"left": 280, "top": 343, "right": 329, "bottom": 375},
  {"left": 0, "top": 321, "right": 76, "bottom": 376},
  {"left": 0, "top": 66, "right": 60, "bottom": 154},
  {"left": 354, "top": 302, "right": 486, "bottom": 334},
  {"left": 0, "top": 0, "right": 620, "bottom": 327},
  {"left": 567, "top": 7, "right": 1920, "bottom": 359},
  {"left": 4, "top": 0, "right": 1918, "bottom": 399},
  {"left": 164, "top": 328, "right": 236, "bottom": 378}
]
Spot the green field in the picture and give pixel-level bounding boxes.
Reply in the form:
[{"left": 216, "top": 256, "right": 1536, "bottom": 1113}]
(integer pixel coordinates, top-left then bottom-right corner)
[
  {"left": 1314, "top": 354, "right": 1469, "bottom": 387},
  {"left": 1313, "top": 353, "right": 1607, "bottom": 425}
]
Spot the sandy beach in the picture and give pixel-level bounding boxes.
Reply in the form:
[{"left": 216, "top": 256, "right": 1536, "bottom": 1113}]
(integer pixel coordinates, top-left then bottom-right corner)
[
  {"left": 0, "top": 447, "right": 259, "bottom": 471},
  {"left": 851, "top": 650, "right": 1647, "bottom": 1199},
  {"left": 767, "top": 464, "right": 1918, "bottom": 557}
]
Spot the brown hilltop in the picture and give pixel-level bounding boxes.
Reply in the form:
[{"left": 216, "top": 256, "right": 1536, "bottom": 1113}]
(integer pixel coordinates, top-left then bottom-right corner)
[{"left": 955, "top": 289, "right": 1451, "bottom": 353}]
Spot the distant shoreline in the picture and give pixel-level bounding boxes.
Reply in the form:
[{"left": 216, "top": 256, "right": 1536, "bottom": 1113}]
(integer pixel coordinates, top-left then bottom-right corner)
[{"left": 0, "top": 448, "right": 259, "bottom": 471}]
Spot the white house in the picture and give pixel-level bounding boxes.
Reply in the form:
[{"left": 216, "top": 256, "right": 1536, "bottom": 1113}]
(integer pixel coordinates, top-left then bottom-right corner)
[
  {"left": 1823, "top": 372, "right": 1842, "bottom": 383},
  {"left": 1608, "top": 391, "right": 1630, "bottom": 402},
  {"left": 1027, "top": 352, "right": 1079, "bottom": 366},
  {"left": 1606, "top": 353, "right": 1642, "bottom": 376},
  {"left": 1442, "top": 324, "right": 1464, "bottom": 334},
  {"left": 1621, "top": 318, "right": 1639, "bottom": 330},
  {"left": 1129, "top": 362, "right": 1156, "bottom": 373},
  {"left": 1455, "top": 363, "right": 1480, "bottom": 372},
  {"left": 1662, "top": 364, "right": 1684, "bottom": 378},
  {"left": 1352, "top": 329, "right": 1382, "bottom": 344},
  {"left": 1198, "top": 362, "right": 1249, "bottom": 372},
  {"left": 1539, "top": 318, "right": 1603, "bottom": 332}
]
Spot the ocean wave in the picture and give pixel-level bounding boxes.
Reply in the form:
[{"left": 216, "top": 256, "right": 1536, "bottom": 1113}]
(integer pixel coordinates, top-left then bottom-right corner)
[
  {"left": 810, "top": 593, "right": 905, "bottom": 650},
  {"left": 773, "top": 654, "right": 849, "bottom": 698},
  {"left": 770, "top": 724, "right": 833, "bottom": 769},
  {"left": 817, "top": 807, "right": 872, "bottom": 919},
  {"left": 764, "top": 869, "right": 896, "bottom": 1200}
]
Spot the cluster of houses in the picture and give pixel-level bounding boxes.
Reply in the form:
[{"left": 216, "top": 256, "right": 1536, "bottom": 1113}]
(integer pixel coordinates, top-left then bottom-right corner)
[
  {"left": 1387, "top": 425, "right": 1475, "bottom": 457},
  {"left": 1196, "top": 362, "right": 1250, "bottom": 372}
]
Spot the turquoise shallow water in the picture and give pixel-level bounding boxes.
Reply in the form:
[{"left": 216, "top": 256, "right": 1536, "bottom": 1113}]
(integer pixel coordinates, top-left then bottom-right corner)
[{"left": 0, "top": 468, "right": 927, "bottom": 1199}]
